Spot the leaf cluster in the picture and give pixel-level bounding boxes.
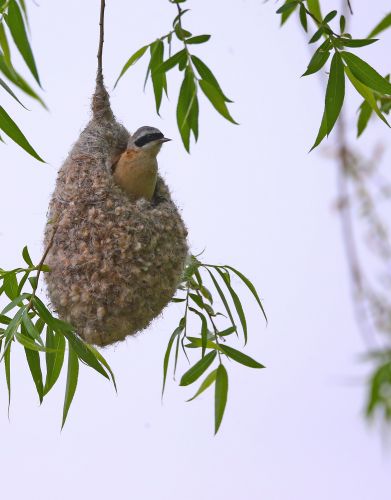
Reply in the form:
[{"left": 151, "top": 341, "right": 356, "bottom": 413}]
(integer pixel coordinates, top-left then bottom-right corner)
[
  {"left": 115, "top": 0, "right": 236, "bottom": 152},
  {"left": 0, "top": 246, "right": 116, "bottom": 427},
  {"left": 163, "top": 254, "right": 267, "bottom": 434},
  {"left": 0, "top": 0, "right": 44, "bottom": 160},
  {"left": 277, "top": 1, "right": 391, "bottom": 147}
]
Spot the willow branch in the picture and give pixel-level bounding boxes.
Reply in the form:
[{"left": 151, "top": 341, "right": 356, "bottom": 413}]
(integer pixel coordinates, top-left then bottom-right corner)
[{"left": 97, "top": 0, "right": 106, "bottom": 80}]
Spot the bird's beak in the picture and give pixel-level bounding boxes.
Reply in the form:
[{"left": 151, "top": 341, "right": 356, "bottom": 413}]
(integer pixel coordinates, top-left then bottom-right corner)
[{"left": 160, "top": 137, "right": 172, "bottom": 143}]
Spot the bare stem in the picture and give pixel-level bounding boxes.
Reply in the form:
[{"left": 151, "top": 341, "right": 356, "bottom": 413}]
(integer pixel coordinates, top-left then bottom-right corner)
[{"left": 97, "top": 0, "right": 106, "bottom": 79}]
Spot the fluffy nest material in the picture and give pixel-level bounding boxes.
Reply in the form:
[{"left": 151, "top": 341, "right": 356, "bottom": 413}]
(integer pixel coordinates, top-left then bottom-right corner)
[{"left": 44, "top": 77, "right": 188, "bottom": 346}]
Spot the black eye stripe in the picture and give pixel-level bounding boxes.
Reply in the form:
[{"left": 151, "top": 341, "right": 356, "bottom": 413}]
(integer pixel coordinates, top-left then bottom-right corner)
[{"left": 134, "top": 132, "right": 164, "bottom": 147}]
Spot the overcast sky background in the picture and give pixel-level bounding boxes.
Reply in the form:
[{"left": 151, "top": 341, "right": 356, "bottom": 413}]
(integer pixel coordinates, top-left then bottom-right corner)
[{"left": 0, "top": 1, "right": 390, "bottom": 499}]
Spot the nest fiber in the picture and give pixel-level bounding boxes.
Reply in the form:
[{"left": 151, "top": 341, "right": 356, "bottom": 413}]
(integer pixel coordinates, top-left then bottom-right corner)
[{"left": 44, "top": 79, "right": 188, "bottom": 346}]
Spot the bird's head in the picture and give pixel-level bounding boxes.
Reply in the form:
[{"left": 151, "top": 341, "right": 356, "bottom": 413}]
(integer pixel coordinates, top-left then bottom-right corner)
[{"left": 128, "top": 126, "right": 171, "bottom": 156}]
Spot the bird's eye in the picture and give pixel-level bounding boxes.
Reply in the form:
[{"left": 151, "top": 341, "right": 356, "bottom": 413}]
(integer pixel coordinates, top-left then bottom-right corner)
[{"left": 135, "top": 132, "right": 164, "bottom": 147}]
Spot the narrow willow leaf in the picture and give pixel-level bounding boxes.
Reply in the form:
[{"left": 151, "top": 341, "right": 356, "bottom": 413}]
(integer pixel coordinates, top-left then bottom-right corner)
[
  {"left": 86, "top": 344, "right": 117, "bottom": 393},
  {"left": 323, "top": 10, "right": 337, "bottom": 23},
  {"left": 0, "top": 314, "right": 11, "bottom": 325},
  {"left": 219, "top": 344, "right": 265, "bottom": 368},
  {"left": 191, "top": 55, "right": 232, "bottom": 102},
  {"left": 3, "top": 272, "right": 18, "bottom": 300},
  {"left": 199, "top": 79, "right": 238, "bottom": 124},
  {"left": 22, "top": 310, "right": 44, "bottom": 346},
  {"left": 302, "top": 40, "right": 331, "bottom": 77},
  {"left": 344, "top": 66, "right": 389, "bottom": 126},
  {"left": 205, "top": 268, "right": 237, "bottom": 334},
  {"left": 276, "top": 1, "right": 298, "bottom": 14},
  {"left": 222, "top": 266, "right": 268, "bottom": 323},
  {"left": 186, "top": 35, "right": 211, "bottom": 44},
  {"left": 218, "top": 326, "right": 236, "bottom": 337},
  {"left": 340, "top": 15, "right": 346, "bottom": 34},
  {"left": 1, "top": 293, "right": 29, "bottom": 315},
  {"left": 176, "top": 68, "right": 196, "bottom": 152},
  {"left": 214, "top": 267, "right": 248, "bottom": 345},
  {"left": 306, "top": 0, "right": 322, "bottom": 23},
  {"left": 309, "top": 27, "right": 324, "bottom": 44},
  {"left": 150, "top": 40, "right": 166, "bottom": 114},
  {"left": 357, "top": 101, "right": 373, "bottom": 137},
  {"left": 0, "top": 54, "right": 46, "bottom": 107},
  {"left": 0, "top": 23, "right": 11, "bottom": 67},
  {"left": 325, "top": 52, "right": 345, "bottom": 135},
  {"left": 310, "top": 108, "right": 327, "bottom": 151},
  {"left": 15, "top": 332, "right": 51, "bottom": 352},
  {"left": 156, "top": 49, "right": 186, "bottom": 74},
  {"left": 341, "top": 38, "right": 378, "bottom": 48},
  {"left": 162, "top": 324, "right": 184, "bottom": 396},
  {"left": 0, "top": 77, "right": 27, "bottom": 108},
  {"left": 24, "top": 343, "right": 44, "bottom": 403},
  {"left": 299, "top": 4, "right": 308, "bottom": 32},
  {"left": 280, "top": 0, "right": 297, "bottom": 25},
  {"left": 4, "top": 343, "right": 11, "bottom": 415},
  {"left": 188, "top": 306, "right": 208, "bottom": 357},
  {"left": 114, "top": 45, "right": 149, "bottom": 88},
  {"left": 62, "top": 345, "right": 79, "bottom": 429},
  {"left": 44, "top": 328, "right": 65, "bottom": 395},
  {"left": 172, "top": 8, "right": 190, "bottom": 27},
  {"left": 215, "top": 364, "right": 228, "bottom": 434},
  {"left": 368, "top": 12, "right": 391, "bottom": 38},
  {"left": 22, "top": 245, "right": 33, "bottom": 266},
  {"left": 180, "top": 351, "right": 217, "bottom": 386},
  {"left": 6, "top": 0, "right": 40, "bottom": 85},
  {"left": 187, "top": 369, "right": 217, "bottom": 401},
  {"left": 17, "top": 271, "right": 30, "bottom": 294},
  {"left": 341, "top": 51, "right": 391, "bottom": 95},
  {"left": 172, "top": 297, "right": 186, "bottom": 303},
  {"left": 0, "top": 106, "right": 44, "bottom": 161},
  {"left": 1, "top": 305, "right": 26, "bottom": 359},
  {"left": 186, "top": 337, "right": 220, "bottom": 351}
]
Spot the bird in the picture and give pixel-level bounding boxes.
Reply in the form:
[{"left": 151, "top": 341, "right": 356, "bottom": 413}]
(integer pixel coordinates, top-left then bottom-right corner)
[{"left": 111, "top": 126, "right": 171, "bottom": 201}]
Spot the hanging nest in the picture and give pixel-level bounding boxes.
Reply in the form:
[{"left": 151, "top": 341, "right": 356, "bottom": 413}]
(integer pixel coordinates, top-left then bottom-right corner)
[{"left": 44, "top": 78, "right": 188, "bottom": 346}]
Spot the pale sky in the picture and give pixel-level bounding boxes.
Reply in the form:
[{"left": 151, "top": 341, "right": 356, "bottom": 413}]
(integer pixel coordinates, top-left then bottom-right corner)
[{"left": 0, "top": 1, "right": 390, "bottom": 499}]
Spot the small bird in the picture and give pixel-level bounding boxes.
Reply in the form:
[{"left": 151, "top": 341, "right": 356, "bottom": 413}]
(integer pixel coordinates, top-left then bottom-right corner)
[{"left": 112, "top": 126, "right": 171, "bottom": 201}]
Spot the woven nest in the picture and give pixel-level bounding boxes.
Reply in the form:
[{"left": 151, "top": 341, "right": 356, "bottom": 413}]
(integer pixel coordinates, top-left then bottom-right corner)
[{"left": 44, "top": 78, "right": 188, "bottom": 346}]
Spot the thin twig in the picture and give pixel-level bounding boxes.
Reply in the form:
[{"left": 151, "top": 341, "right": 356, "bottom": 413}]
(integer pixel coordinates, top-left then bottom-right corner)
[
  {"left": 346, "top": 0, "right": 354, "bottom": 15},
  {"left": 97, "top": 0, "right": 106, "bottom": 79}
]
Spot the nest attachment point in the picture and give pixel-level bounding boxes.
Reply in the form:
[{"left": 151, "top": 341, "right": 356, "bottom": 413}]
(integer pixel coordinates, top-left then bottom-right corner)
[{"left": 44, "top": 80, "right": 188, "bottom": 346}]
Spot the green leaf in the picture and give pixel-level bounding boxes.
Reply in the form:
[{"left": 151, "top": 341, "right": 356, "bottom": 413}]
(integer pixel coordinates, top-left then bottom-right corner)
[
  {"left": 219, "top": 344, "right": 265, "bottom": 368},
  {"left": 279, "top": 0, "right": 297, "bottom": 26},
  {"left": 368, "top": 12, "right": 391, "bottom": 38},
  {"left": 176, "top": 68, "right": 197, "bottom": 152},
  {"left": 0, "top": 23, "right": 11, "bottom": 68},
  {"left": 185, "top": 337, "right": 220, "bottom": 350},
  {"left": 339, "top": 15, "right": 346, "bottom": 34},
  {"left": 191, "top": 55, "right": 232, "bottom": 103},
  {"left": 180, "top": 351, "right": 217, "bottom": 386},
  {"left": 22, "top": 310, "right": 44, "bottom": 346},
  {"left": 186, "top": 35, "right": 211, "bottom": 44},
  {"left": 299, "top": 4, "right": 307, "bottom": 32},
  {"left": 188, "top": 306, "right": 208, "bottom": 357},
  {"left": 0, "top": 53, "right": 46, "bottom": 107},
  {"left": 114, "top": 45, "right": 149, "bottom": 88},
  {"left": 24, "top": 342, "right": 44, "bottom": 403},
  {"left": 3, "top": 272, "right": 18, "bottom": 300},
  {"left": 199, "top": 79, "right": 238, "bottom": 124},
  {"left": 357, "top": 101, "right": 373, "bottom": 137},
  {"left": 222, "top": 266, "right": 268, "bottom": 323},
  {"left": 341, "top": 51, "right": 391, "bottom": 95},
  {"left": 276, "top": 1, "right": 298, "bottom": 14},
  {"left": 22, "top": 245, "right": 33, "bottom": 266},
  {"left": 309, "top": 27, "right": 324, "bottom": 44},
  {"left": 1, "top": 293, "right": 29, "bottom": 315},
  {"left": 323, "top": 10, "right": 337, "bottom": 23},
  {"left": 218, "top": 326, "right": 237, "bottom": 337},
  {"left": 156, "top": 49, "right": 186, "bottom": 73},
  {"left": 0, "top": 77, "right": 27, "bottom": 108},
  {"left": 302, "top": 42, "right": 330, "bottom": 76},
  {"left": 187, "top": 369, "right": 217, "bottom": 401},
  {"left": 86, "top": 344, "right": 117, "bottom": 393},
  {"left": 344, "top": 66, "right": 389, "bottom": 127},
  {"left": 306, "top": 0, "right": 322, "bottom": 23},
  {"left": 213, "top": 267, "right": 248, "bottom": 345},
  {"left": 43, "top": 328, "right": 65, "bottom": 395},
  {"left": 341, "top": 38, "right": 378, "bottom": 48},
  {"left": 325, "top": 52, "right": 345, "bottom": 135},
  {"left": 62, "top": 345, "right": 79, "bottom": 428},
  {"left": 205, "top": 269, "right": 237, "bottom": 334},
  {"left": 150, "top": 40, "right": 167, "bottom": 114},
  {"left": 6, "top": 0, "right": 40, "bottom": 85},
  {"left": 162, "top": 324, "right": 184, "bottom": 396},
  {"left": 310, "top": 108, "right": 327, "bottom": 151},
  {"left": 15, "top": 332, "right": 51, "bottom": 352},
  {"left": 172, "top": 8, "right": 190, "bottom": 27},
  {"left": 4, "top": 343, "right": 11, "bottom": 415},
  {"left": 0, "top": 106, "right": 44, "bottom": 161},
  {"left": 215, "top": 364, "right": 228, "bottom": 434}
]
